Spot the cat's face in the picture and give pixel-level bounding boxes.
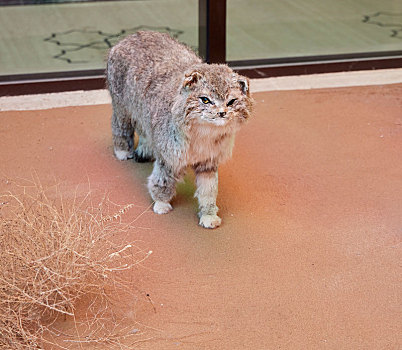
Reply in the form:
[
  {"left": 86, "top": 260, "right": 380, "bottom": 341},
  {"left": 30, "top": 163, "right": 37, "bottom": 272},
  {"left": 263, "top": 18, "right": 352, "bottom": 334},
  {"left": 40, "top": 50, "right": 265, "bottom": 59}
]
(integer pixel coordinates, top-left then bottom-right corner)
[{"left": 182, "top": 64, "right": 253, "bottom": 127}]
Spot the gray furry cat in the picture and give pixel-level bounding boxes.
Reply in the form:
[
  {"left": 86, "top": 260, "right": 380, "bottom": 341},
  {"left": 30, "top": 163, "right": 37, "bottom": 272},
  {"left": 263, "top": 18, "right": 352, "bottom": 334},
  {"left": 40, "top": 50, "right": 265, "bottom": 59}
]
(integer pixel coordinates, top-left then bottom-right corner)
[{"left": 106, "top": 31, "right": 253, "bottom": 229}]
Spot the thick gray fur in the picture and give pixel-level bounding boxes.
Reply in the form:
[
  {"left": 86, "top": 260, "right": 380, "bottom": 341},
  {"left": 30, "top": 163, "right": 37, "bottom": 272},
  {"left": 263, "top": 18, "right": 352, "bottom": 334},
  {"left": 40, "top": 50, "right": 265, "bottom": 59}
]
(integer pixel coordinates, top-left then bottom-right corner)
[{"left": 106, "top": 31, "right": 253, "bottom": 229}]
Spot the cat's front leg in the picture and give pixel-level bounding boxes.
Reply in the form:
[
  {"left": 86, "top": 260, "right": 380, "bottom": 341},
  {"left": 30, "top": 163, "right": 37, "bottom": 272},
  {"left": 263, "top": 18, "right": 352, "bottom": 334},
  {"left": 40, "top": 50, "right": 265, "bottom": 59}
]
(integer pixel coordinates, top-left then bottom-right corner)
[
  {"left": 194, "top": 169, "right": 221, "bottom": 229},
  {"left": 148, "top": 159, "right": 176, "bottom": 214}
]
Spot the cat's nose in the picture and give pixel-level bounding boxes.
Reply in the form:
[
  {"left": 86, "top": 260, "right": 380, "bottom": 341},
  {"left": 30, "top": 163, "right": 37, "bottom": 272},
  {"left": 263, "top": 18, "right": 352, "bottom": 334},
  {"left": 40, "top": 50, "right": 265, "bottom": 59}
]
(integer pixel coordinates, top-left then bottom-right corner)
[{"left": 218, "top": 111, "right": 226, "bottom": 118}]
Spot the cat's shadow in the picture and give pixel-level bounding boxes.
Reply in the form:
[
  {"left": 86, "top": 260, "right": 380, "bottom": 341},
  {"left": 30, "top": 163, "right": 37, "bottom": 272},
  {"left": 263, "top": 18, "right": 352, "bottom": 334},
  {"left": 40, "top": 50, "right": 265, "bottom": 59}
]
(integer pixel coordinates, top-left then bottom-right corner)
[
  {"left": 173, "top": 171, "right": 198, "bottom": 210},
  {"left": 129, "top": 159, "right": 198, "bottom": 211}
]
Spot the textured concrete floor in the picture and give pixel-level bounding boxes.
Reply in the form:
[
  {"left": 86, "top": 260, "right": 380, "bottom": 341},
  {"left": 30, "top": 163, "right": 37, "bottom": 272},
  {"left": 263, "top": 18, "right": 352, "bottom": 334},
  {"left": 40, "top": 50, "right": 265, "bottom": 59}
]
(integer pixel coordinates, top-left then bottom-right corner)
[{"left": 0, "top": 84, "right": 401, "bottom": 349}]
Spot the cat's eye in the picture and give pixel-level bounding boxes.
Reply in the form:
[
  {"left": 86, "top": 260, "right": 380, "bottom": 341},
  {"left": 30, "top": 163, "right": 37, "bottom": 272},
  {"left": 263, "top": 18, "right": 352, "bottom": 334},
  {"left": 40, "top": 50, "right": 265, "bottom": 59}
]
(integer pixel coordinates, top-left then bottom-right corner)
[
  {"left": 227, "top": 99, "right": 237, "bottom": 106},
  {"left": 200, "top": 97, "right": 212, "bottom": 104}
]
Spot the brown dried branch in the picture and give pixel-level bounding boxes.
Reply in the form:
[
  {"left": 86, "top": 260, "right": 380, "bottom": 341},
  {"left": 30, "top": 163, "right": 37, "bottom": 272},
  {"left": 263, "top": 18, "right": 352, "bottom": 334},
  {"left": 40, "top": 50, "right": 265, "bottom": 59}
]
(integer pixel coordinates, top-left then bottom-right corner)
[{"left": 0, "top": 180, "right": 151, "bottom": 349}]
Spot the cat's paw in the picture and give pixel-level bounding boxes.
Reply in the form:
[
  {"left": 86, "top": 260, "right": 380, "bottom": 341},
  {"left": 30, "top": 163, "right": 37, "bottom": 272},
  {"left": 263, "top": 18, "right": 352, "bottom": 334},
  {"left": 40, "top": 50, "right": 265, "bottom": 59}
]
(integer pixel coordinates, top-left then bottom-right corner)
[
  {"left": 199, "top": 214, "right": 222, "bottom": 229},
  {"left": 114, "top": 148, "right": 133, "bottom": 161},
  {"left": 153, "top": 201, "right": 173, "bottom": 214}
]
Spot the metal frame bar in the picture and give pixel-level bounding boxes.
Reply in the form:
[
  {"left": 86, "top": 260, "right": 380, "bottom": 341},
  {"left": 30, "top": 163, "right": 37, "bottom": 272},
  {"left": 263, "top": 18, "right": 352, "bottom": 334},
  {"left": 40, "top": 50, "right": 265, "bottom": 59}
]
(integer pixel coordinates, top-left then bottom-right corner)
[
  {"left": 198, "top": 0, "right": 226, "bottom": 64},
  {"left": 0, "top": 70, "right": 105, "bottom": 96},
  {"left": 0, "top": 0, "right": 135, "bottom": 5},
  {"left": 230, "top": 51, "right": 402, "bottom": 78}
]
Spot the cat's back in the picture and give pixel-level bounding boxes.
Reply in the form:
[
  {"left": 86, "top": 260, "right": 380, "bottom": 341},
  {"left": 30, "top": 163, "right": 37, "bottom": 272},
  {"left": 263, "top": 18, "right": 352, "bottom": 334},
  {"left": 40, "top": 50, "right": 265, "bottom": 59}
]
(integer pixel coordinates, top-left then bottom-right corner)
[{"left": 109, "top": 31, "right": 201, "bottom": 77}]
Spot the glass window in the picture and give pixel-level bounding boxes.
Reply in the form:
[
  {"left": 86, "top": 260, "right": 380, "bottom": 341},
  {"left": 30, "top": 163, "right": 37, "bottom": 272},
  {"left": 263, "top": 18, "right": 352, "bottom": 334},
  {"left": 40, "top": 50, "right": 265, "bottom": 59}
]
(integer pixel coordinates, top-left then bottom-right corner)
[
  {"left": 227, "top": 0, "right": 402, "bottom": 61},
  {"left": 0, "top": 0, "right": 198, "bottom": 76}
]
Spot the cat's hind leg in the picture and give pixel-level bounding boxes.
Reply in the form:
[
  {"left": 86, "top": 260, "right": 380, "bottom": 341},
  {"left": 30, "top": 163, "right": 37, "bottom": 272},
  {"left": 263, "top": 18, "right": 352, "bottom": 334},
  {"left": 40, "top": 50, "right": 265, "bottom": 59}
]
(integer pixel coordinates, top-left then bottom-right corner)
[
  {"left": 134, "top": 135, "right": 154, "bottom": 163},
  {"left": 148, "top": 159, "right": 176, "bottom": 214},
  {"left": 111, "top": 101, "right": 134, "bottom": 161}
]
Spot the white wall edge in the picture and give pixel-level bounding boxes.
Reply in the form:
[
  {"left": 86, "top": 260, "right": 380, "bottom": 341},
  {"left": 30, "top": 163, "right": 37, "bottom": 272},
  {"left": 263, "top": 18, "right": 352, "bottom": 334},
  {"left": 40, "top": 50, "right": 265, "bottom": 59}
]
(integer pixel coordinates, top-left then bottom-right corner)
[{"left": 1, "top": 68, "right": 401, "bottom": 112}]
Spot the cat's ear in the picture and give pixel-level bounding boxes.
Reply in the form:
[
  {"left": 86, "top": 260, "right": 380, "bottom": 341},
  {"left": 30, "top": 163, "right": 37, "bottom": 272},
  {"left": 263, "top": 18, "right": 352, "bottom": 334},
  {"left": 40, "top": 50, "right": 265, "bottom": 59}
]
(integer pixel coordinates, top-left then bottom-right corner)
[
  {"left": 238, "top": 77, "right": 250, "bottom": 96},
  {"left": 183, "top": 70, "right": 203, "bottom": 89}
]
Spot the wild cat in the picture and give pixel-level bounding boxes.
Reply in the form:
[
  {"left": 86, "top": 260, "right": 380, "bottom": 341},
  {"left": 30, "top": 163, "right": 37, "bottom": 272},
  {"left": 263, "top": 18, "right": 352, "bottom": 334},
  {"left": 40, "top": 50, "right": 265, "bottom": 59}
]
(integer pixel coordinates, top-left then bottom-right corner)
[{"left": 106, "top": 31, "right": 253, "bottom": 229}]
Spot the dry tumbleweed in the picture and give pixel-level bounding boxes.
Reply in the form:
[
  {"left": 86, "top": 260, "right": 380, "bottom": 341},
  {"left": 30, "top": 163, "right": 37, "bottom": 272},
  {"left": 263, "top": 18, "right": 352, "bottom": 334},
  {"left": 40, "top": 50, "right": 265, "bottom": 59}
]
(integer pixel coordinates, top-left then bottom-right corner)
[{"left": 0, "top": 180, "right": 151, "bottom": 349}]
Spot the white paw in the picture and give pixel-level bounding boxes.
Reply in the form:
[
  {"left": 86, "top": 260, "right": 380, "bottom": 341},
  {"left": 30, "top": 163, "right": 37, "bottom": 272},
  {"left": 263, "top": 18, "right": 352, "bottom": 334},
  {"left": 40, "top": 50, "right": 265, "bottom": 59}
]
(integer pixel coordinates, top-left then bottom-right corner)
[
  {"left": 114, "top": 149, "right": 133, "bottom": 161},
  {"left": 199, "top": 214, "right": 222, "bottom": 229},
  {"left": 153, "top": 201, "right": 173, "bottom": 214}
]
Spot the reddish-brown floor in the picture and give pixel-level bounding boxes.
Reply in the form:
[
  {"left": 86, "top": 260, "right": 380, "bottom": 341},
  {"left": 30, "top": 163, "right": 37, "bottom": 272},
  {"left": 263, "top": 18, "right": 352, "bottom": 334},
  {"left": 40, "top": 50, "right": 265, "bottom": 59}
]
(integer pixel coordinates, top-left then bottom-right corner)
[{"left": 1, "top": 84, "right": 401, "bottom": 349}]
